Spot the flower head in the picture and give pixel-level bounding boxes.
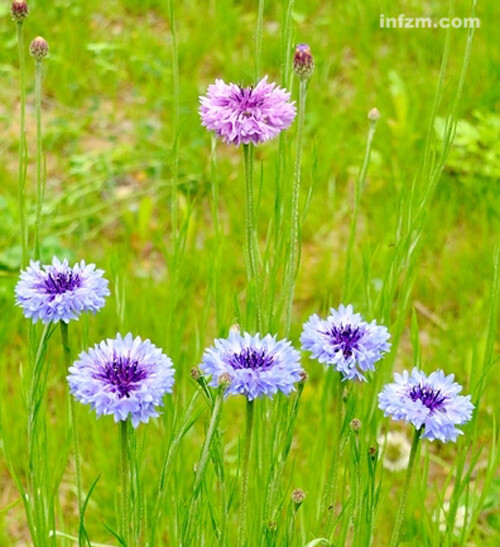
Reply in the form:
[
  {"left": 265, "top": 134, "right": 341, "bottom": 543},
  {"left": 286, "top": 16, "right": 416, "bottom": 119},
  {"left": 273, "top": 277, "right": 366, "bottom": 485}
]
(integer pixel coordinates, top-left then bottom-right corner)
[
  {"left": 15, "top": 257, "right": 110, "bottom": 324},
  {"left": 30, "top": 36, "right": 49, "bottom": 60},
  {"left": 68, "top": 333, "right": 175, "bottom": 428},
  {"left": 293, "top": 44, "right": 314, "bottom": 80},
  {"left": 438, "top": 501, "right": 467, "bottom": 535},
  {"left": 11, "top": 0, "right": 29, "bottom": 22},
  {"left": 377, "top": 431, "right": 411, "bottom": 472},
  {"left": 199, "top": 76, "right": 296, "bottom": 146},
  {"left": 378, "top": 368, "right": 474, "bottom": 442},
  {"left": 301, "top": 304, "right": 391, "bottom": 381},
  {"left": 200, "top": 331, "right": 303, "bottom": 400}
]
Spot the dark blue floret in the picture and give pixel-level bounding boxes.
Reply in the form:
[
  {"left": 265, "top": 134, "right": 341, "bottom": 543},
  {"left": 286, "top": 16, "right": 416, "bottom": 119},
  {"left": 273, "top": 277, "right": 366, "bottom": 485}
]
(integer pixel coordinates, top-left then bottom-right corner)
[
  {"left": 328, "top": 325, "right": 363, "bottom": 358},
  {"left": 409, "top": 384, "right": 447, "bottom": 412},
  {"left": 41, "top": 271, "right": 82, "bottom": 295},
  {"left": 94, "top": 354, "right": 149, "bottom": 398},
  {"left": 228, "top": 348, "right": 275, "bottom": 371}
]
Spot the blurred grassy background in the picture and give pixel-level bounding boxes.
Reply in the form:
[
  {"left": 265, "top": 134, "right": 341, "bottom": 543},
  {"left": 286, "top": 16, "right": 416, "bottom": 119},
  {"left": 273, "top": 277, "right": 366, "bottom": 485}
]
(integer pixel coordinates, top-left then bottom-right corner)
[{"left": 0, "top": 0, "right": 499, "bottom": 544}]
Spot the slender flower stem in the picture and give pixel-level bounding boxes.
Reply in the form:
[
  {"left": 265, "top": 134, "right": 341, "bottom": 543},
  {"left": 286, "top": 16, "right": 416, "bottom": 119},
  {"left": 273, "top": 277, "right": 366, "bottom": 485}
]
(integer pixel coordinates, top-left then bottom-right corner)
[
  {"left": 343, "top": 116, "right": 378, "bottom": 300},
  {"left": 60, "top": 323, "right": 83, "bottom": 514},
  {"left": 16, "top": 22, "right": 28, "bottom": 267},
  {"left": 120, "top": 420, "right": 131, "bottom": 546},
  {"left": 34, "top": 59, "right": 44, "bottom": 260},
  {"left": 388, "top": 427, "right": 422, "bottom": 547},
  {"left": 243, "top": 144, "right": 262, "bottom": 330},
  {"left": 255, "top": 0, "right": 265, "bottom": 79},
  {"left": 193, "top": 390, "right": 224, "bottom": 494},
  {"left": 167, "top": 0, "right": 179, "bottom": 245},
  {"left": 183, "top": 389, "right": 225, "bottom": 543},
  {"left": 323, "top": 374, "right": 343, "bottom": 537},
  {"left": 285, "top": 77, "right": 308, "bottom": 335},
  {"left": 238, "top": 400, "right": 255, "bottom": 547}
]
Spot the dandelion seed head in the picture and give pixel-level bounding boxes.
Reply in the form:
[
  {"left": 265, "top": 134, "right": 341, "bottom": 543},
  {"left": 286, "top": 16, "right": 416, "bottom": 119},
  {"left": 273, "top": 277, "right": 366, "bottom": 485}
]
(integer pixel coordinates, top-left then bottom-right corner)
[
  {"left": 377, "top": 431, "right": 411, "bottom": 472},
  {"left": 68, "top": 333, "right": 175, "bottom": 428},
  {"left": 378, "top": 368, "right": 474, "bottom": 442},
  {"left": 199, "top": 76, "right": 296, "bottom": 146}
]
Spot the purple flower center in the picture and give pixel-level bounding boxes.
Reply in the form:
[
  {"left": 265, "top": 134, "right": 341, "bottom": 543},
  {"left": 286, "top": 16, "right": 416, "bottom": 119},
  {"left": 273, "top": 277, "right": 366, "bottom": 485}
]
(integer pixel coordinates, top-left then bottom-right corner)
[
  {"left": 409, "top": 384, "right": 447, "bottom": 411},
  {"left": 227, "top": 348, "right": 275, "bottom": 371},
  {"left": 95, "top": 354, "right": 149, "bottom": 398},
  {"left": 232, "top": 86, "right": 264, "bottom": 116},
  {"left": 328, "top": 325, "right": 363, "bottom": 358},
  {"left": 42, "top": 271, "right": 82, "bottom": 295}
]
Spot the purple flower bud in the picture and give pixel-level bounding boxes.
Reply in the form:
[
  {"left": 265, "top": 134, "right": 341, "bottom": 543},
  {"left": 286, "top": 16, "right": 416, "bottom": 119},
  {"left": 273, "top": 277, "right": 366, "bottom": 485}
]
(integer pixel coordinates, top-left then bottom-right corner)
[
  {"left": 350, "top": 418, "right": 362, "bottom": 432},
  {"left": 291, "top": 488, "right": 306, "bottom": 505},
  {"left": 293, "top": 44, "right": 314, "bottom": 80},
  {"left": 218, "top": 372, "right": 232, "bottom": 388},
  {"left": 30, "top": 36, "right": 49, "bottom": 61},
  {"left": 11, "top": 0, "right": 29, "bottom": 23},
  {"left": 368, "top": 108, "right": 381, "bottom": 122}
]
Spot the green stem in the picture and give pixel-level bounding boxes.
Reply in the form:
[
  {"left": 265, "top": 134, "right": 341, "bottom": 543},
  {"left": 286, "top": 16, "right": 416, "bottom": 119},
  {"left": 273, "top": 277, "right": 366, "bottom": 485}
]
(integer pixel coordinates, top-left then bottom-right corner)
[
  {"left": 167, "top": 0, "right": 179, "bottom": 245},
  {"left": 238, "top": 400, "right": 255, "bottom": 547},
  {"left": 323, "top": 374, "right": 343, "bottom": 537},
  {"left": 60, "top": 323, "right": 83, "bottom": 515},
  {"left": 343, "top": 117, "right": 378, "bottom": 300},
  {"left": 150, "top": 391, "right": 200, "bottom": 546},
  {"left": 120, "top": 420, "right": 130, "bottom": 546},
  {"left": 34, "top": 59, "right": 44, "bottom": 260},
  {"left": 285, "top": 77, "right": 308, "bottom": 335},
  {"left": 243, "top": 144, "right": 262, "bottom": 330},
  {"left": 193, "top": 390, "right": 224, "bottom": 494},
  {"left": 183, "top": 389, "right": 225, "bottom": 543},
  {"left": 16, "top": 22, "right": 28, "bottom": 267},
  {"left": 388, "top": 427, "right": 422, "bottom": 547},
  {"left": 255, "top": 0, "right": 265, "bottom": 79}
]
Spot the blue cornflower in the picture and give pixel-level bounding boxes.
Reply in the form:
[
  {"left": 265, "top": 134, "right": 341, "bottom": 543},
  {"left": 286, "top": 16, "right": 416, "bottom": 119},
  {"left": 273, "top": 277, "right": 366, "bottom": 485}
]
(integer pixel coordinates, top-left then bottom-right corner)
[
  {"left": 300, "top": 304, "right": 391, "bottom": 381},
  {"left": 378, "top": 368, "right": 474, "bottom": 442},
  {"left": 67, "top": 333, "right": 175, "bottom": 428},
  {"left": 200, "top": 331, "right": 304, "bottom": 400},
  {"left": 15, "top": 257, "right": 110, "bottom": 324}
]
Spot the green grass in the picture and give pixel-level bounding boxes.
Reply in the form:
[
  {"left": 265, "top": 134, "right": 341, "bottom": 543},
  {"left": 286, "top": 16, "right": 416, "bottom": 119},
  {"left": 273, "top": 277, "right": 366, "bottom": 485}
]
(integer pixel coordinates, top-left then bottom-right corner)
[{"left": 0, "top": 0, "right": 499, "bottom": 545}]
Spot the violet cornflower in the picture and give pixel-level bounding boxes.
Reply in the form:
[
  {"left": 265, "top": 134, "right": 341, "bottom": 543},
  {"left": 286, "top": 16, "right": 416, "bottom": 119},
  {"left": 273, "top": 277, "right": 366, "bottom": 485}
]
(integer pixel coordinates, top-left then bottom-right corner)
[
  {"left": 15, "top": 257, "right": 110, "bottom": 324},
  {"left": 68, "top": 333, "right": 175, "bottom": 428},
  {"left": 199, "top": 76, "right": 296, "bottom": 146}
]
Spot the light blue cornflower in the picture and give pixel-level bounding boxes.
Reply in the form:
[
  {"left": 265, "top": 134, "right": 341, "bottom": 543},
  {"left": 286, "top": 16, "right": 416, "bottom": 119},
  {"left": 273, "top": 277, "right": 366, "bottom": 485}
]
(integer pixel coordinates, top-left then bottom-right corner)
[
  {"left": 15, "top": 257, "right": 110, "bottom": 324},
  {"left": 378, "top": 368, "right": 474, "bottom": 442},
  {"left": 301, "top": 304, "right": 391, "bottom": 381}
]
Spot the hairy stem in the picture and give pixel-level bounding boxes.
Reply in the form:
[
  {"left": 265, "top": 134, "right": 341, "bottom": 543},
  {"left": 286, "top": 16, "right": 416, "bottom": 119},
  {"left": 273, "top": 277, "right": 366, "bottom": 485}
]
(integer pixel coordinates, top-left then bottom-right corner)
[{"left": 285, "top": 77, "right": 308, "bottom": 335}]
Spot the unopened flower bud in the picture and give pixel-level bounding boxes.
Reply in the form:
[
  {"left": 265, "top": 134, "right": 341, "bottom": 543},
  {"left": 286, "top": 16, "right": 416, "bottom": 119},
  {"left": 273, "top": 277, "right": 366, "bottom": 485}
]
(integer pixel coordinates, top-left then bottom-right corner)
[
  {"left": 11, "top": 0, "right": 29, "bottom": 23},
  {"left": 350, "top": 418, "right": 362, "bottom": 432},
  {"left": 30, "top": 36, "right": 49, "bottom": 61},
  {"left": 368, "top": 108, "right": 381, "bottom": 122},
  {"left": 190, "top": 367, "right": 202, "bottom": 381},
  {"left": 368, "top": 446, "right": 378, "bottom": 460},
  {"left": 293, "top": 43, "right": 314, "bottom": 80},
  {"left": 299, "top": 370, "right": 308, "bottom": 383},
  {"left": 268, "top": 520, "right": 277, "bottom": 531},
  {"left": 218, "top": 372, "right": 232, "bottom": 388},
  {"left": 291, "top": 488, "right": 306, "bottom": 506}
]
